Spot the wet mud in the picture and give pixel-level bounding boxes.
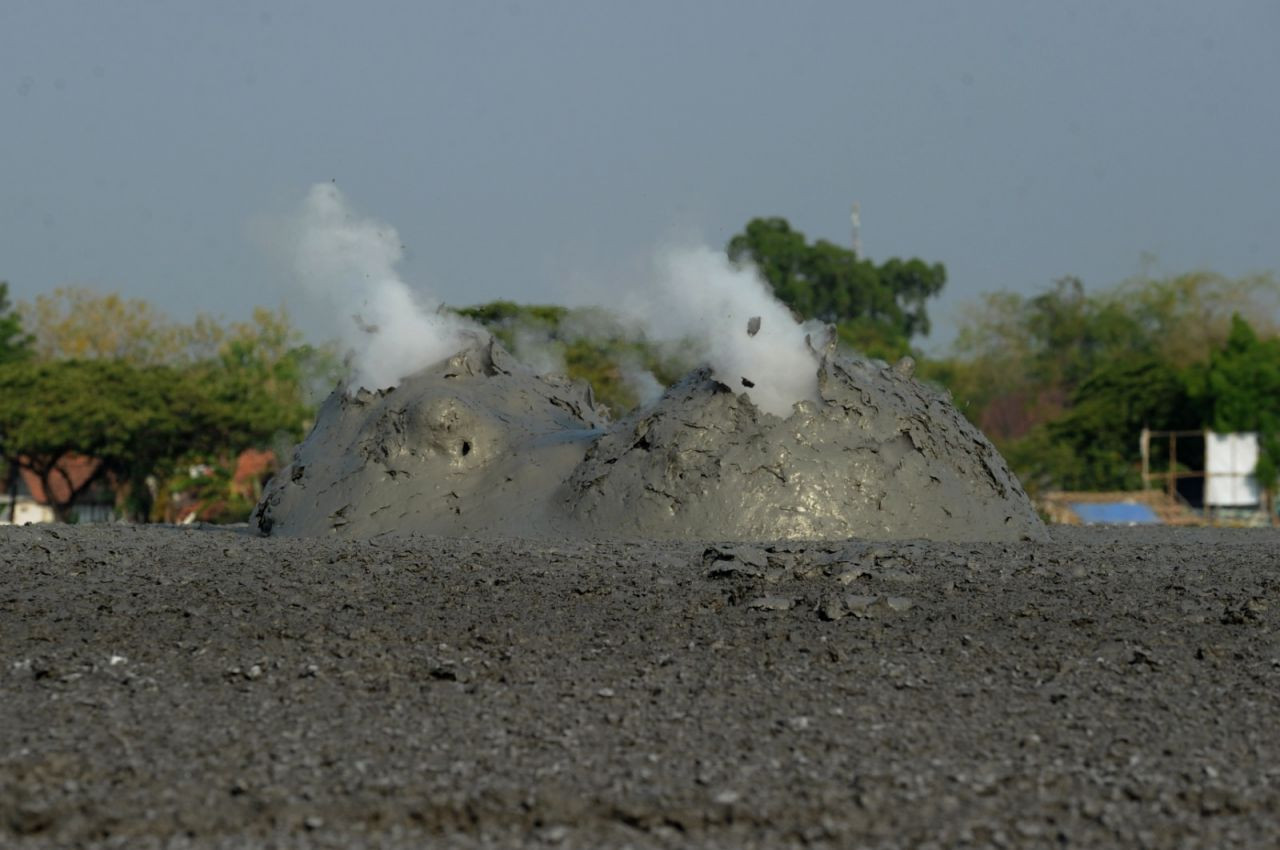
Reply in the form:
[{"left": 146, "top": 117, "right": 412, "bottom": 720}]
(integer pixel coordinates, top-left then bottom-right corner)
[
  {"left": 256, "top": 340, "right": 1044, "bottom": 542},
  {"left": 3, "top": 524, "right": 1279, "bottom": 848},
  {"left": 254, "top": 340, "right": 608, "bottom": 538}
]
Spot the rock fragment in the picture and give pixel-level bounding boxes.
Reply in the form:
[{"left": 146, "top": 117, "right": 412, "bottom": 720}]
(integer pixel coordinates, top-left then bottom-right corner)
[
  {"left": 746, "top": 596, "right": 795, "bottom": 612},
  {"left": 703, "top": 546, "right": 769, "bottom": 578},
  {"left": 879, "top": 569, "right": 921, "bottom": 585},
  {"left": 817, "top": 594, "right": 847, "bottom": 621},
  {"left": 844, "top": 595, "right": 879, "bottom": 617}
]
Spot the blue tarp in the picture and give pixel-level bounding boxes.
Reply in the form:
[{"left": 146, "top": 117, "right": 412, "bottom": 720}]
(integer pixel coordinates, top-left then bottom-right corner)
[{"left": 1069, "top": 502, "right": 1162, "bottom": 525}]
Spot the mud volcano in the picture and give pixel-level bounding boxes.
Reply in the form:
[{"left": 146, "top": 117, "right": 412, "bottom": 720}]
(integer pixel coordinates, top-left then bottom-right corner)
[
  {"left": 254, "top": 339, "right": 607, "bottom": 537},
  {"left": 254, "top": 337, "right": 1045, "bottom": 542}
]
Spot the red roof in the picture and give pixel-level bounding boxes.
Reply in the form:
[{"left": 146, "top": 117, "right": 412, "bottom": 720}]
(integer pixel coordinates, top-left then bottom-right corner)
[
  {"left": 17, "top": 454, "right": 103, "bottom": 505},
  {"left": 12, "top": 449, "right": 276, "bottom": 512},
  {"left": 232, "top": 449, "right": 276, "bottom": 497}
]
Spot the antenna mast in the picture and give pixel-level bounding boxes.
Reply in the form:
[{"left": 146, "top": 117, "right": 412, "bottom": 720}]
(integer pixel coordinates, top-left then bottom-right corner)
[{"left": 850, "top": 202, "right": 862, "bottom": 258}]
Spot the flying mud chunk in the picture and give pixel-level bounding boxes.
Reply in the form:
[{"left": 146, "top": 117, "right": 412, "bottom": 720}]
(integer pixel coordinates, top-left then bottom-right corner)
[
  {"left": 256, "top": 339, "right": 1045, "bottom": 542},
  {"left": 254, "top": 339, "right": 607, "bottom": 537},
  {"left": 562, "top": 351, "right": 1046, "bottom": 542}
]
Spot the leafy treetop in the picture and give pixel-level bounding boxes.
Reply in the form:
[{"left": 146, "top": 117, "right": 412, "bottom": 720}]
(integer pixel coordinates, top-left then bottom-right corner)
[
  {"left": 0, "top": 282, "right": 33, "bottom": 365},
  {"left": 940, "top": 271, "right": 1280, "bottom": 497},
  {"left": 726, "top": 217, "right": 945, "bottom": 359},
  {"left": 1191, "top": 315, "right": 1280, "bottom": 496},
  {"left": 1, "top": 291, "right": 340, "bottom": 522}
]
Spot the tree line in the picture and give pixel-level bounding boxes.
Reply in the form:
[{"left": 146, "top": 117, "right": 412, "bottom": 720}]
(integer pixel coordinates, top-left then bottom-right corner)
[
  {"left": 0, "top": 284, "right": 336, "bottom": 522},
  {"left": 927, "top": 271, "right": 1280, "bottom": 506},
  {"left": 4, "top": 217, "right": 1277, "bottom": 523}
]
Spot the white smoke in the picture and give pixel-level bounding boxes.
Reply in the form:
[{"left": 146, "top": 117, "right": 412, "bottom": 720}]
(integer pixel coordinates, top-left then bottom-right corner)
[
  {"left": 510, "top": 325, "right": 566, "bottom": 376},
  {"left": 623, "top": 244, "right": 822, "bottom": 417},
  {"left": 275, "top": 184, "right": 822, "bottom": 413},
  {"left": 618, "top": 354, "right": 665, "bottom": 408},
  {"left": 288, "top": 183, "right": 479, "bottom": 391}
]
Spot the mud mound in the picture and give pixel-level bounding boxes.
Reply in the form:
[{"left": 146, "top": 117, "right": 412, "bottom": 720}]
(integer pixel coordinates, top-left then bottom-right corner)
[
  {"left": 565, "top": 355, "right": 1045, "bottom": 542},
  {"left": 254, "top": 337, "right": 607, "bottom": 537},
  {"left": 256, "top": 339, "right": 1045, "bottom": 542}
]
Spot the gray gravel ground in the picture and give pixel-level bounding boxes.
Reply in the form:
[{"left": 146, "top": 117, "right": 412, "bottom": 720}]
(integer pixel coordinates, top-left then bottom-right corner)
[{"left": 2, "top": 524, "right": 1279, "bottom": 848}]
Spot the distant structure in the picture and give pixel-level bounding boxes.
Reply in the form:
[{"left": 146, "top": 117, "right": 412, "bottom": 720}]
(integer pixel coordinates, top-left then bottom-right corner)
[
  {"left": 1139, "top": 427, "right": 1276, "bottom": 525},
  {"left": 850, "top": 202, "right": 862, "bottom": 258}
]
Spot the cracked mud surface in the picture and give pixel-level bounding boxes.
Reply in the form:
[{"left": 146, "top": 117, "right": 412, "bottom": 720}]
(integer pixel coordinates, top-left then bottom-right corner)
[{"left": 3, "top": 525, "right": 1279, "bottom": 848}]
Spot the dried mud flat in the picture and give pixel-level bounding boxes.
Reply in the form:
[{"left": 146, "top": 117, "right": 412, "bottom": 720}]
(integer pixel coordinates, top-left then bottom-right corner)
[{"left": 2, "top": 525, "right": 1279, "bottom": 849}]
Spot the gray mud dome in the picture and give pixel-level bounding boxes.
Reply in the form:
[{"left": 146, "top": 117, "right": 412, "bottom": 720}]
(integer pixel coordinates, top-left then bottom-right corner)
[
  {"left": 257, "top": 340, "right": 1044, "bottom": 542},
  {"left": 255, "top": 339, "right": 608, "bottom": 537},
  {"left": 566, "top": 354, "right": 1044, "bottom": 541}
]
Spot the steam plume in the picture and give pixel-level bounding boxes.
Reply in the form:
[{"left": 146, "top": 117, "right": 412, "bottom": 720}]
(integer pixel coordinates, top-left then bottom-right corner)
[
  {"left": 279, "top": 185, "right": 821, "bottom": 414},
  {"left": 289, "top": 183, "right": 479, "bottom": 391},
  {"left": 623, "top": 244, "right": 821, "bottom": 417}
]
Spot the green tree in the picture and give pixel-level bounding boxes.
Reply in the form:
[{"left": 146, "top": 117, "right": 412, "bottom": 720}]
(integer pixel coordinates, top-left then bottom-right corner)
[
  {"left": 1043, "top": 357, "right": 1196, "bottom": 492},
  {"left": 0, "top": 282, "right": 33, "bottom": 512},
  {"left": 1190, "top": 315, "right": 1280, "bottom": 514},
  {"left": 947, "top": 278, "right": 1151, "bottom": 441},
  {"left": 202, "top": 307, "right": 338, "bottom": 445},
  {"left": 0, "top": 353, "right": 324, "bottom": 523},
  {"left": 0, "top": 360, "right": 173, "bottom": 521},
  {"left": 726, "top": 217, "right": 946, "bottom": 359},
  {"left": 19, "top": 287, "right": 203, "bottom": 364},
  {"left": 456, "top": 301, "right": 569, "bottom": 331},
  {"left": 12, "top": 291, "right": 336, "bottom": 505},
  {"left": 933, "top": 271, "right": 1280, "bottom": 496},
  {"left": 0, "top": 288, "right": 345, "bottom": 522},
  {"left": 0, "top": 282, "right": 32, "bottom": 365},
  {"left": 941, "top": 272, "right": 1276, "bottom": 450},
  {"left": 1119, "top": 270, "right": 1280, "bottom": 369}
]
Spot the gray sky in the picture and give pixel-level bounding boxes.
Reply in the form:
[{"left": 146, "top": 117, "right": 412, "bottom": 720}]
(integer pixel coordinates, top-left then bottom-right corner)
[{"left": 3, "top": 0, "right": 1277, "bottom": 350}]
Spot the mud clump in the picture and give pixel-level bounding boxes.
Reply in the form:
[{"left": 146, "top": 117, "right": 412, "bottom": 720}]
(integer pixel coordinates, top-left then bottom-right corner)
[{"left": 255, "top": 338, "right": 1046, "bottom": 542}]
